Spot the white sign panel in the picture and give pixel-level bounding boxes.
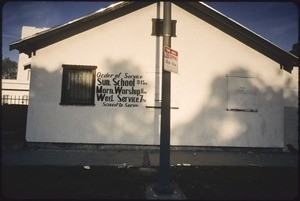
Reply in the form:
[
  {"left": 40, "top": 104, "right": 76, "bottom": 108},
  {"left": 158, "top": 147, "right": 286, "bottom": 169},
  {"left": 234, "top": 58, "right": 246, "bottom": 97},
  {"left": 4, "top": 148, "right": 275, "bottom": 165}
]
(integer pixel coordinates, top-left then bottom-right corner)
[{"left": 164, "top": 46, "right": 178, "bottom": 74}]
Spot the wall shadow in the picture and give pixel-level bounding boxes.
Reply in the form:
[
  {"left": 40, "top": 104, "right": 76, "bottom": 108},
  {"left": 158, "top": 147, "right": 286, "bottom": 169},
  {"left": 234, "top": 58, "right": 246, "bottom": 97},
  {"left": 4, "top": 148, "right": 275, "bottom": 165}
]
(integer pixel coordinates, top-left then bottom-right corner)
[
  {"left": 24, "top": 63, "right": 297, "bottom": 149},
  {"left": 171, "top": 68, "right": 298, "bottom": 148},
  {"left": 26, "top": 59, "right": 158, "bottom": 145},
  {"left": 89, "top": 59, "right": 156, "bottom": 144}
]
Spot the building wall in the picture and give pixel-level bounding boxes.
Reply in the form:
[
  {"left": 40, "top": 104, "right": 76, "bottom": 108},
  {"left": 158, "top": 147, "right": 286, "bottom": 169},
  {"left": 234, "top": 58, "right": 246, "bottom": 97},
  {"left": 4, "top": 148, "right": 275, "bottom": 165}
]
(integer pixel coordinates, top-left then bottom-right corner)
[{"left": 26, "top": 3, "right": 298, "bottom": 147}]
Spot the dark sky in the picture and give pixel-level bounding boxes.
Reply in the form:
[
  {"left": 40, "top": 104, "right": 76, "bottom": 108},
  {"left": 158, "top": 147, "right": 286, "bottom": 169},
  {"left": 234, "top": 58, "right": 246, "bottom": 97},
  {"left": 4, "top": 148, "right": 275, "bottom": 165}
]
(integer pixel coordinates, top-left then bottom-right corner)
[
  {"left": 2, "top": 1, "right": 298, "bottom": 62},
  {"left": 206, "top": 2, "right": 298, "bottom": 51}
]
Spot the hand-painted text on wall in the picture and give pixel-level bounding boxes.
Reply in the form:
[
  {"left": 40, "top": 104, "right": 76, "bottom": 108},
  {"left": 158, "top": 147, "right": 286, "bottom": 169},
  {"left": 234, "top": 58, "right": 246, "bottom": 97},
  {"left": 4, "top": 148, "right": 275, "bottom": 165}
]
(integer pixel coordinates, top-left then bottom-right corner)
[{"left": 96, "top": 72, "right": 147, "bottom": 107}]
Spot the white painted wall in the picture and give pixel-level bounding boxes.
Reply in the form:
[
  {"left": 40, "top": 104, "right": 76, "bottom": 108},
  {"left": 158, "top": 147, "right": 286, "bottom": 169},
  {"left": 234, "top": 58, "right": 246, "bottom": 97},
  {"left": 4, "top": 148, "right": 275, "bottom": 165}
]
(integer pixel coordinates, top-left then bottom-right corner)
[
  {"left": 169, "top": 4, "right": 295, "bottom": 147},
  {"left": 2, "top": 79, "right": 29, "bottom": 98},
  {"left": 26, "top": 3, "right": 298, "bottom": 148}
]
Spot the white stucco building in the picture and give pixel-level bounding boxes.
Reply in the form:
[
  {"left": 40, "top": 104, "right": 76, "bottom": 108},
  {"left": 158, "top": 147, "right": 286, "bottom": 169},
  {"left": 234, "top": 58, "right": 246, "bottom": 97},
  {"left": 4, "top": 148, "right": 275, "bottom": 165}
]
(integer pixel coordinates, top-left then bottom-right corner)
[
  {"left": 2, "top": 26, "right": 48, "bottom": 105},
  {"left": 10, "top": 2, "right": 298, "bottom": 149}
]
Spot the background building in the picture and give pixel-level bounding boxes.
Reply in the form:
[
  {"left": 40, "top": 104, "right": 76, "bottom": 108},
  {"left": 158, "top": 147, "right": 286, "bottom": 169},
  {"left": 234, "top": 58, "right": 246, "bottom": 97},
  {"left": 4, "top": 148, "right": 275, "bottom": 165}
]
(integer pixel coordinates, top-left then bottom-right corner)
[{"left": 2, "top": 26, "right": 48, "bottom": 105}]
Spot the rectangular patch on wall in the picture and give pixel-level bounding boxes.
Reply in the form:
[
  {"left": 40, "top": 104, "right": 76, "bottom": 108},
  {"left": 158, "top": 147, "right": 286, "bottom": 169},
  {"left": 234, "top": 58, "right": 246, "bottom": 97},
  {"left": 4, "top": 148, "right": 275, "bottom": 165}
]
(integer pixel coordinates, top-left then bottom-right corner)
[{"left": 227, "top": 75, "right": 258, "bottom": 112}]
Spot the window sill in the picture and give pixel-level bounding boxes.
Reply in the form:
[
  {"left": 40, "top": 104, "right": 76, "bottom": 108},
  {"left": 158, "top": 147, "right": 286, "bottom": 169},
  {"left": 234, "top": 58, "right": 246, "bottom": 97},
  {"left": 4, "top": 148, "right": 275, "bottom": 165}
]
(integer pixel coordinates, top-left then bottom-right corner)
[
  {"left": 60, "top": 103, "right": 95, "bottom": 106},
  {"left": 226, "top": 109, "right": 258, "bottom": 113}
]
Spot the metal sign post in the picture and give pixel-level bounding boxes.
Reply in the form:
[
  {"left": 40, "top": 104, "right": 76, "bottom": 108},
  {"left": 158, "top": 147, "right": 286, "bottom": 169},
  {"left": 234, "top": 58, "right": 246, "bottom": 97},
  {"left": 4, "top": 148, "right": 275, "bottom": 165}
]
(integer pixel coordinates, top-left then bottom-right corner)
[{"left": 154, "top": 1, "right": 173, "bottom": 195}]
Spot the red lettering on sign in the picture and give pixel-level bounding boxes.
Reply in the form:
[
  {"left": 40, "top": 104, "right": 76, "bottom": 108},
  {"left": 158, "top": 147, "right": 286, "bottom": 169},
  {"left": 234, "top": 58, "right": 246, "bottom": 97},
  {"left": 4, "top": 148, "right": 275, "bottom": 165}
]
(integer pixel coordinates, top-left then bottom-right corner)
[{"left": 164, "top": 46, "right": 178, "bottom": 57}]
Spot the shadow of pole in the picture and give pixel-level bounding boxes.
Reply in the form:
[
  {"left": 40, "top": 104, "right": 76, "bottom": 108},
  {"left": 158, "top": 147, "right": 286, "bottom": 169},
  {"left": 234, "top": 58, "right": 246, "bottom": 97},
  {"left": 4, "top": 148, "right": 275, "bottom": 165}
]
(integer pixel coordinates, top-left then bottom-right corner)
[{"left": 153, "top": 2, "right": 162, "bottom": 145}]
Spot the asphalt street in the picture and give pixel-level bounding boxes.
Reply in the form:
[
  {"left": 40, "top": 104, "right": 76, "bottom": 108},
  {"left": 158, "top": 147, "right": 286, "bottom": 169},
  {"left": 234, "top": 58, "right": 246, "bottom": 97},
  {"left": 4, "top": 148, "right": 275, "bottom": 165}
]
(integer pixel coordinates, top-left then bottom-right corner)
[{"left": 2, "top": 144, "right": 298, "bottom": 199}]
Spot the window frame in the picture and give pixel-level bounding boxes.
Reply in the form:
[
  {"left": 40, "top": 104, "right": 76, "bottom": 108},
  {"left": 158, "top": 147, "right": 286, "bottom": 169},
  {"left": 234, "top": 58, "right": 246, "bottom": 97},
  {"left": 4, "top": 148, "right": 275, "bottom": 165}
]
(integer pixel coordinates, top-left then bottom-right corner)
[{"left": 60, "top": 64, "right": 97, "bottom": 106}]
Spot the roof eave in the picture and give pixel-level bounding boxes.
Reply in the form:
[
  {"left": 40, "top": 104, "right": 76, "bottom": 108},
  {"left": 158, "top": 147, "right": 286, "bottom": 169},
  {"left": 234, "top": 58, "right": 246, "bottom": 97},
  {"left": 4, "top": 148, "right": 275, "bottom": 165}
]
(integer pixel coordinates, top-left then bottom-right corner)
[
  {"left": 10, "top": 1, "right": 299, "bottom": 72},
  {"left": 9, "top": 1, "right": 138, "bottom": 54}
]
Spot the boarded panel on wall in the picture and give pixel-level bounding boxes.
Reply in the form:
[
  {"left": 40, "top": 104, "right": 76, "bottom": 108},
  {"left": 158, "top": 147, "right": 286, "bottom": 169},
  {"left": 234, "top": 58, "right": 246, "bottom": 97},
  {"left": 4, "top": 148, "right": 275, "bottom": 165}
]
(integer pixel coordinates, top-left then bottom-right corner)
[
  {"left": 284, "top": 106, "right": 298, "bottom": 150},
  {"left": 227, "top": 76, "right": 258, "bottom": 112}
]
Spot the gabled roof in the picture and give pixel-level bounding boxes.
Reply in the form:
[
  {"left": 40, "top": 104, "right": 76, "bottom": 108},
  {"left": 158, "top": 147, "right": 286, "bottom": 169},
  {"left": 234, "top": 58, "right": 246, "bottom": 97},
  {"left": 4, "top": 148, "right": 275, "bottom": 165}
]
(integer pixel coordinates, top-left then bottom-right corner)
[
  {"left": 10, "top": 1, "right": 298, "bottom": 72},
  {"left": 10, "top": 1, "right": 152, "bottom": 55}
]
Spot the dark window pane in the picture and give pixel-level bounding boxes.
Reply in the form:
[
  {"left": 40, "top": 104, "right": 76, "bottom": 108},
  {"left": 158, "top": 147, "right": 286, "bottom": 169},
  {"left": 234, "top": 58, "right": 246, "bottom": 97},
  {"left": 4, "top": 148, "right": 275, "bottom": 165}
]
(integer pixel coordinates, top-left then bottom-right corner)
[{"left": 61, "top": 65, "right": 96, "bottom": 105}]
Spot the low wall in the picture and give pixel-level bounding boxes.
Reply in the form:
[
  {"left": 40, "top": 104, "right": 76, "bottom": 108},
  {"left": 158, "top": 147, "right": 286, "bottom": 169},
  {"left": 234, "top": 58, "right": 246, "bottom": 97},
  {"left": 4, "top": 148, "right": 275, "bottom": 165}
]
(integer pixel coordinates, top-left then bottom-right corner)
[{"left": 2, "top": 105, "right": 28, "bottom": 141}]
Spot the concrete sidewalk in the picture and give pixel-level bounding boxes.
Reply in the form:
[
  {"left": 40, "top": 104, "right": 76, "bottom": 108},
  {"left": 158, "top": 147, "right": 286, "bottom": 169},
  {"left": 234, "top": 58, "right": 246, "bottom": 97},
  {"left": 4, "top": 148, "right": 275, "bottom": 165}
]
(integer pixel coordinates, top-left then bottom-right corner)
[{"left": 2, "top": 148, "right": 298, "bottom": 167}]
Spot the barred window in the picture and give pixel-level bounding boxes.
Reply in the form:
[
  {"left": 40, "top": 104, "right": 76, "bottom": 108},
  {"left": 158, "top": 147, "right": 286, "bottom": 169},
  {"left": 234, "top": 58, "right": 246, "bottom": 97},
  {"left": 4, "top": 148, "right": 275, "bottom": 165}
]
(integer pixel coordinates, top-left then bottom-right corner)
[{"left": 60, "top": 65, "right": 97, "bottom": 106}]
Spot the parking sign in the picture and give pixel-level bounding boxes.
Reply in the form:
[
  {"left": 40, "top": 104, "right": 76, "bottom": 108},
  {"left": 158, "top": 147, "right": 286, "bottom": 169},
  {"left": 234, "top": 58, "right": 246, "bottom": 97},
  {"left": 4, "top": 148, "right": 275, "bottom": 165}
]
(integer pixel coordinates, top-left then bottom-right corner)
[{"left": 164, "top": 46, "right": 178, "bottom": 74}]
